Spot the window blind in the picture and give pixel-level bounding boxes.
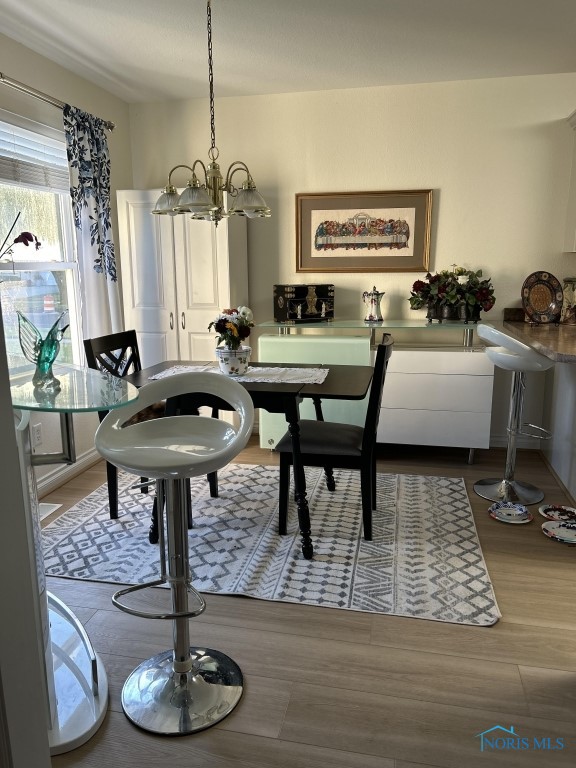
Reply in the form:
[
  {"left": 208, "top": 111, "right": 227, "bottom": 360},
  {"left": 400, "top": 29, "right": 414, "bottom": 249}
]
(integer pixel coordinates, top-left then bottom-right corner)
[{"left": 0, "top": 119, "right": 69, "bottom": 192}]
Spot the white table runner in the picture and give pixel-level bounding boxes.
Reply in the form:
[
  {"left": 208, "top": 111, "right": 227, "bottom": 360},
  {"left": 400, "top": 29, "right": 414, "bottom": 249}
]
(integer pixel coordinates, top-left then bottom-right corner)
[{"left": 149, "top": 365, "right": 329, "bottom": 385}]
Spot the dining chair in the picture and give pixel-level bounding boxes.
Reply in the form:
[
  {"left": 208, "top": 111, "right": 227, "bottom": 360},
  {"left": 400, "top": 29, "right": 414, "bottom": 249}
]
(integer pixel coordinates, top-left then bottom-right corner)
[
  {"left": 274, "top": 333, "right": 393, "bottom": 541},
  {"left": 84, "top": 330, "right": 219, "bottom": 540},
  {"left": 84, "top": 330, "right": 165, "bottom": 521}
]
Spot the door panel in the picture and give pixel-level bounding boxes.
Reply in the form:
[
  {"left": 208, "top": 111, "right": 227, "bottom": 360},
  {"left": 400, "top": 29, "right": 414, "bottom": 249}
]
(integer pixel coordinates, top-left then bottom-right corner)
[{"left": 116, "top": 190, "right": 179, "bottom": 366}]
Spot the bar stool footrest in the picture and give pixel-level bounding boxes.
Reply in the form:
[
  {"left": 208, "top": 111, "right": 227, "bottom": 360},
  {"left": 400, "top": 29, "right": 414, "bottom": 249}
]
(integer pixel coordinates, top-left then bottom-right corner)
[
  {"left": 112, "top": 579, "right": 206, "bottom": 620},
  {"left": 517, "top": 422, "right": 552, "bottom": 440}
]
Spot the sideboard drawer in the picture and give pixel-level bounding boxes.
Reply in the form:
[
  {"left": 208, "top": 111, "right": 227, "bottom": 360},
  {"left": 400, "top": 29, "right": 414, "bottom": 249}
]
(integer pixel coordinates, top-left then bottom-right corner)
[
  {"left": 384, "top": 372, "right": 493, "bottom": 412},
  {"left": 378, "top": 408, "right": 492, "bottom": 449},
  {"left": 386, "top": 348, "right": 493, "bottom": 375},
  {"left": 377, "top": 346, "right": 494, "bottom": 449}
]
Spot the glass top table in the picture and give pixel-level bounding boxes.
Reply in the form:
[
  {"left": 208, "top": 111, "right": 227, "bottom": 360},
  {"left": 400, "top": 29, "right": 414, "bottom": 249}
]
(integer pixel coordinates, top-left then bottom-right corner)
[{"left": 10, "top": 362, "right": 139, "bottom": 412}]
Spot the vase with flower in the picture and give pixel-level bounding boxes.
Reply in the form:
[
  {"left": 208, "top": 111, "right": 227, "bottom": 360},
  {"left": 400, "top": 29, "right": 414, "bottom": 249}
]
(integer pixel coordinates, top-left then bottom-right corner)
[
  {"left": 409, "top": 266, "right": 495, "bottom": 323},
  {"left": 208, "top": 306, "right": 254, "bottom": 375}
]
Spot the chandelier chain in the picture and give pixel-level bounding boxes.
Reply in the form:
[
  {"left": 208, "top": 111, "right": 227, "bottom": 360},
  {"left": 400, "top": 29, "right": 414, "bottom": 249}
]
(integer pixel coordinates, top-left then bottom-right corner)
[
  {"left": 152, "top": 0, "right": 270, "bottom": 221},
  {"left": 207, "top": 1, "right": 216, "bottom": 152}
]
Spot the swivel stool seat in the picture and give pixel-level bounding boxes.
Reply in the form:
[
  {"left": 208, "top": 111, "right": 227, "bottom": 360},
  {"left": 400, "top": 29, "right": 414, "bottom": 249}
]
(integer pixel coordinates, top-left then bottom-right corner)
[
  {"left": 95, "top": 372, "right": 254, "bottom": 735},
  {"left": 473, "top": 324, "right": 554, "bottom": 505}
]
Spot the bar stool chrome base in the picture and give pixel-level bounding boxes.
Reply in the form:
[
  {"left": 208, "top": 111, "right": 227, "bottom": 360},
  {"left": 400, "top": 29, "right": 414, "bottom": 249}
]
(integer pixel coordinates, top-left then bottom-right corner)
[
  {"left": 473, "top": 477, "right": 544, "bottom": 506},
  {"left": 122, "top": 647, "right": 243, "bottom": 735}
]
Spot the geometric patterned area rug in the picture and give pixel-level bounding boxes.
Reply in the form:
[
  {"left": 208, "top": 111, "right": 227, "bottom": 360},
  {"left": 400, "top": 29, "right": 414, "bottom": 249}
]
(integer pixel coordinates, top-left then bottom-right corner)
[{"left": 42, "top": 464, "right": 501, "bottom": 626}]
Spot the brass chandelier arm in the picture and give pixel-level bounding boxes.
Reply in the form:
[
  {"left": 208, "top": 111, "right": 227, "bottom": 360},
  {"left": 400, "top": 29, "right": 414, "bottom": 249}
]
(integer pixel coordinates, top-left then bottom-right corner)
[
  {"left": 167, "top": 164, "right": 196, "bottom": 186},
  {"left": 224, "top": 162, "right": 253, "bottom": 192}
]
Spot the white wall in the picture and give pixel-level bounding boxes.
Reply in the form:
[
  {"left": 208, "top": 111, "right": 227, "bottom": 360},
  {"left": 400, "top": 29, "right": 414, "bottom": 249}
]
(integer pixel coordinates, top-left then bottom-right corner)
[
  {"left": 128, "top": 74, "right": 576, "bottom": 453},
  {"left": 546, "top": 362, "right": 576, "bottom": 498},
  {"left": 129, "top": 75, "right": 576, "bottom": 326}
]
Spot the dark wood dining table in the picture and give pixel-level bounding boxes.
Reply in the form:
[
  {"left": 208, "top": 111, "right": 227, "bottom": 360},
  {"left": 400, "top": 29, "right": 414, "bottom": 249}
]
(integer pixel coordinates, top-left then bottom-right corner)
[{"left": 125, "top": 360, "right": 374, "bottom": 559}]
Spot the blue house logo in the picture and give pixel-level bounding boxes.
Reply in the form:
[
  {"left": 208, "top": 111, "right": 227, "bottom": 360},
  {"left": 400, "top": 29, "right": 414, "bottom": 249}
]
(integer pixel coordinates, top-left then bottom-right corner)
[
  {"left": 476, "top": 725, "right": 565, "bottom": 752},
  {"left": 476, "top": 725, "right": 518, "bottom": 751}
]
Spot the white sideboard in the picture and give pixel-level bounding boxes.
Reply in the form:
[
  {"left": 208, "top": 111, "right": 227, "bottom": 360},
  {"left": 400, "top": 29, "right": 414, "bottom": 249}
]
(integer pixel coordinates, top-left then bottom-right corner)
[
  {"left": 379, "top": 347, "right": 494, "bottom": 449},
  {"left": 257, "top": 320, "right": 494, "bottom": 452}
]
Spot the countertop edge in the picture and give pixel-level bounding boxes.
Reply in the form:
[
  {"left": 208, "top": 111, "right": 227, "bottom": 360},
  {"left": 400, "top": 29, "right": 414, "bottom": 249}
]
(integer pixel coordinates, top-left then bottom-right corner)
[{"left": 501, "top": 320, "right": 576, "bottom": 363}]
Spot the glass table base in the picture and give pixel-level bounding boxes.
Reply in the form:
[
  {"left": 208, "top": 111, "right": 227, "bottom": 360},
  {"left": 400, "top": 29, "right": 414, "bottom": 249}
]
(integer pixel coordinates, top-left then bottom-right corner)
[{"left": 48, "top": 593, "right": 108, "bottom": 755}]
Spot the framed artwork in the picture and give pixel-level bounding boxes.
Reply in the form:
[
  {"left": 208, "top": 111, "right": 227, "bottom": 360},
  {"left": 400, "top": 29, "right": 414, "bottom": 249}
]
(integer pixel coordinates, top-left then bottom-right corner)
[{"left": 296, "top": 189, "right": 432, "bottom": 273}]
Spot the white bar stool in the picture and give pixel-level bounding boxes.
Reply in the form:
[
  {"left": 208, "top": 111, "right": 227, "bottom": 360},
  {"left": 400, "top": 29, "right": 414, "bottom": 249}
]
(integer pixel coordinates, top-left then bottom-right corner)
[
  {"left": 473, "top": 324, "right": 554, "bottom": 505},
  {"left": 95, "top": 372, "right": 254, "bottom": 735}
]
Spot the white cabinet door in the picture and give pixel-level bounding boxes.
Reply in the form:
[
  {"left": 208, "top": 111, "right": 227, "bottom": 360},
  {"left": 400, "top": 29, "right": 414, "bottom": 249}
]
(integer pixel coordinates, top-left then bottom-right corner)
[
  {"left": 116, "top": 190, "right": 179, "bottom": 367},
  {"left": 175, "top": 215, "right": 248, "bottom": 361},
  {"left": 117, "top": 189, "right": 248, "bottom": 366}
]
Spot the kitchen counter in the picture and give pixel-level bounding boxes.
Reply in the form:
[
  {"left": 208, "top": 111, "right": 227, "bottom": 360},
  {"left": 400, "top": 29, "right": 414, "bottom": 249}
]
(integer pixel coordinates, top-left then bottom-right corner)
[{"left": 499, "top": 320, "right": 576, "bottom": 363}]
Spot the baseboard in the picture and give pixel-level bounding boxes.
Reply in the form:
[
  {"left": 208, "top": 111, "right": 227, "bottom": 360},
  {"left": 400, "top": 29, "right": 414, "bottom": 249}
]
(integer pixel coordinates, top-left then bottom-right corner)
[
  {"left": 540, "top": 452, "right": 576, "bottom": 507},
  {"left": 489, "top": 434, "right": 542, "bottom": 450},
  {"left": 37, "top": 447, "right": 101, "bottom": 498}
]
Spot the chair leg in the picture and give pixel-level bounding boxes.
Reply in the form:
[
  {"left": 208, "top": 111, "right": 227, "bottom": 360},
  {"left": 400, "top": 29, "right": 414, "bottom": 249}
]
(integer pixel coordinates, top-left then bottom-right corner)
[
  {"left": 323, "top": 465, "right": 336, "bottom": 492},
  {"left": 150, "top": 480, "right": 192, "bottom": 544},
  {"left": 149, "top": 495, "right": 159, "bottom": 544},
  {"left": 107, "top": 461, "right": 118, "bottom": 519},
  {"left": 278, "top": 455, "right": 290, "bottom": 535},
  {"left": 208, "top": 471, "right": 218, "bottom": 497},
  {"left": 140, "top": 476, "right": 150, "bottom": 494},
  {"left": 361, "top": 466, "right": 373, "bottom": 541},
  {"left": 186, "top": 479, "right": 193, "bottom": 529},
  {"left": 371, "top": 454, "right": 377, "bottom": 510}
]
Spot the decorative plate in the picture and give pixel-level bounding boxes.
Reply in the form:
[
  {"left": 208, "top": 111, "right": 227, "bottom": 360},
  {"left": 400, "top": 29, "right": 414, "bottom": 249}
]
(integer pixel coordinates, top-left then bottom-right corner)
[
  {"left": 488, "top": 502, "right": 532, "bottom": 524},
  {"left": 538, "top": 504, "right": 576, "bottom": 522},
  {"left": 541, "top": 521, "right": 576, "bottom": 544},
  {"left": 521, "top": 271, "right": 563, "bottom": 324}
]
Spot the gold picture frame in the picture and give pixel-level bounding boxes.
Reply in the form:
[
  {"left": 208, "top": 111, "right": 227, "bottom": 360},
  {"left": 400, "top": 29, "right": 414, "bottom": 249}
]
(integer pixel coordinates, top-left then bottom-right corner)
[{"left": 296, "top": 189, "right": 432, "bottom": 273}]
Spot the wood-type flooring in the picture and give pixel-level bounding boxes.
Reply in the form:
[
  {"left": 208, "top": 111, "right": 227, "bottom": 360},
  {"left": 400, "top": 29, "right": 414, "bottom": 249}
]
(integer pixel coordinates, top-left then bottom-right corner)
[{"left": 43, "top": 440, "right": 576, "bottom": 767}]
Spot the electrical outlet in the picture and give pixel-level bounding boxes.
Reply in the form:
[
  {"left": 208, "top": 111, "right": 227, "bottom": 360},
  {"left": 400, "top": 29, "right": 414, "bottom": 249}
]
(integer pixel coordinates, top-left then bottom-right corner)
[{"left": 31, "top": 423, "right": 43, "bottom": 448}]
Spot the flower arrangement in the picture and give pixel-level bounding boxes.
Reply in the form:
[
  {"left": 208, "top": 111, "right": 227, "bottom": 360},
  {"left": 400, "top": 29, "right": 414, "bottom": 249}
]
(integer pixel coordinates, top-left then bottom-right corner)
[
  {"left": 459, "top": 268, "right": 496, "bottom": 313},
  {"left": 409, "top": 267, "right": 495, "bottom": 315},
  {"left": 409, "top": 270, "right": 461, "bottom": 310},
  {"left": 208, "top": 306, "right": 254, "bottom": 350},
  {"left": 0, "top": 212, "right": 41, "bottom": 261}
]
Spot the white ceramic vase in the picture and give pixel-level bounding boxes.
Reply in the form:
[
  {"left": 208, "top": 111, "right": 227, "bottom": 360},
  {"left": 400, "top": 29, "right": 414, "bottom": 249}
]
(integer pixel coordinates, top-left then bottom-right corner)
[{"left": 215, "top": 345, "right": 251, "bottom": 375}]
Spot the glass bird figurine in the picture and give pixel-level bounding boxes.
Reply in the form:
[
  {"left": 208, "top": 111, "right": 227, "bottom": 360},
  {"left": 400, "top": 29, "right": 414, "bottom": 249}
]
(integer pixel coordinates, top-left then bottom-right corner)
[{"left": 17, "top": 310, "right": 69, "bottom": 392}]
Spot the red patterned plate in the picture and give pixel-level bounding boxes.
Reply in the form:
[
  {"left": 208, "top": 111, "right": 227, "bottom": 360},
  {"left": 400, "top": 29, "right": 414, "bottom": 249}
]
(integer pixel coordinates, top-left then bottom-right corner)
[{"left": 542, "top": 521, "right": 576, "bottom": 544}]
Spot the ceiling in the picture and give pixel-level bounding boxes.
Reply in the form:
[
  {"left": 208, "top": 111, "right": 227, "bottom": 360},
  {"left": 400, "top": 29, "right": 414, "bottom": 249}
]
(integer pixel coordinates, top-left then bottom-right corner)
[{"left": 1, "top": 0, "right": 576, "bottom": 104}]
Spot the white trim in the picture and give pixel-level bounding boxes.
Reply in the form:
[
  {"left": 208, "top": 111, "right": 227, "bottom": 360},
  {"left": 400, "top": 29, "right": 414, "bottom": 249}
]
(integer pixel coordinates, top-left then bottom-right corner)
[
  {"left": 37, "top": 448, "right": 101, "bottom": 497},
  {"left": 0, "top": 108, "right": 64, "bottom": 144}
]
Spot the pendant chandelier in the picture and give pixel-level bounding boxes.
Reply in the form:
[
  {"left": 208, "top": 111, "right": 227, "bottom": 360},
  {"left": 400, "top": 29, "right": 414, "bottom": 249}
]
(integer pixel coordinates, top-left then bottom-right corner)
[{"left": 152, "top": 0, "right": 271, "bottom": 225}]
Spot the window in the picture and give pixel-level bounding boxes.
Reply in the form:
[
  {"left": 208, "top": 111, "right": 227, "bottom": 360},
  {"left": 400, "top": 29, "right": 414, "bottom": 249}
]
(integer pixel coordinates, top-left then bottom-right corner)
[{"left": 0, "top": 115, "right": 82, "bottom": 370}]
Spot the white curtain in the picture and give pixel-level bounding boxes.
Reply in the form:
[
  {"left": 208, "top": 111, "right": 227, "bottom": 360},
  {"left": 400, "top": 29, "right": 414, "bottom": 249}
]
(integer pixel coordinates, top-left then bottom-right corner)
[{"left": 63, "top": 105, "right": 121, "bottom": 338}]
